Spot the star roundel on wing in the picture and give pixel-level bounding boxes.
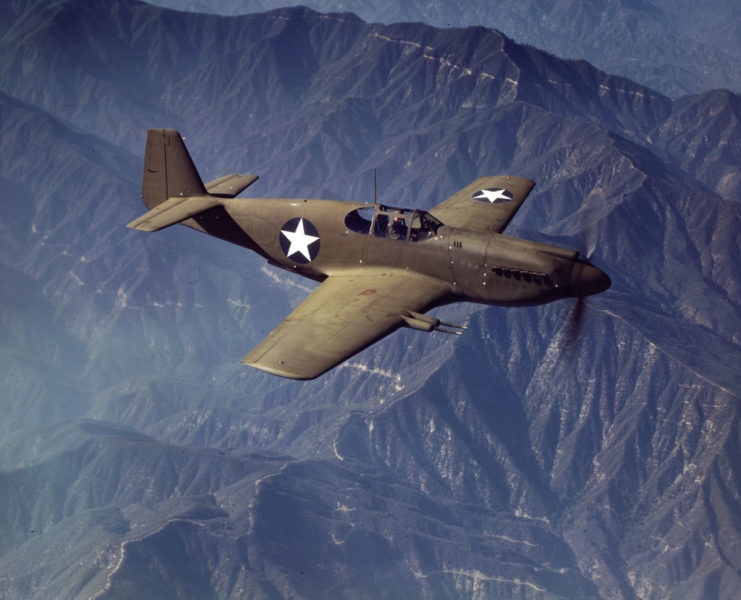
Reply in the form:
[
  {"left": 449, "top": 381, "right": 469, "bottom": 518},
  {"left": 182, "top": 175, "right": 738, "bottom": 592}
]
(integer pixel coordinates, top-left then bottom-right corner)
[
  {"left": 280, "top": 218, "right": 320, "bottom": 263},
  {"left": 472, "top": 188, "right": 514, "bottom": 203}
]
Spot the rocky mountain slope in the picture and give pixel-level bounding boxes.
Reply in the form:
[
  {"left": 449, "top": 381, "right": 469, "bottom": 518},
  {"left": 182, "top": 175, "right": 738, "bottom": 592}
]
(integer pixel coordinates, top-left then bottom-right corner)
[
  {"left": 1, "top": 1, "right": 740, "bottom": 598},
  {"left": 146, "top": 0, "right": 741, "bottom": 97}
]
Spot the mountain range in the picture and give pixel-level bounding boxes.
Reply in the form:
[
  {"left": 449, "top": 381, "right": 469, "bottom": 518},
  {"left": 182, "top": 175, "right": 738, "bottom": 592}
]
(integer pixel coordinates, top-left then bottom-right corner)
[
  {"left": 1, "top": 0, "right": 740, "bottom": 598},
  {"left": 146, "top": 0, "right": 741, "bottom": 98}
]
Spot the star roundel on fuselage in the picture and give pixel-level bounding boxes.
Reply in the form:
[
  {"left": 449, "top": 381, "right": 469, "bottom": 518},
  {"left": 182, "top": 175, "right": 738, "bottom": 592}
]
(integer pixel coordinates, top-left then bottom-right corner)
[
  {"left": 472, "top": 188, "right": 514, "bottom": 203},
  {"left": 280, "top": 217, "right": 320, "bottom": 263}
]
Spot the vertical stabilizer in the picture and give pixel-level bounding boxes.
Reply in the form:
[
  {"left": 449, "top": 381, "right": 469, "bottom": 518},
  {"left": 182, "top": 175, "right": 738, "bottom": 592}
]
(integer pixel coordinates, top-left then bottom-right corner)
[{"left": 142, "top": 129, "right": 207, "bottom": 209}]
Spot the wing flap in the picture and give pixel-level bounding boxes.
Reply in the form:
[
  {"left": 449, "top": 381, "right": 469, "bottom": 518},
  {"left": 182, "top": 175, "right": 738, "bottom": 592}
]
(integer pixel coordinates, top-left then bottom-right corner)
[
  {"left": 430, "top": 176, "right": 535, "bottom": 233},
  {"left": 243, "top": 269, "right": 451, "bottom": 379}
]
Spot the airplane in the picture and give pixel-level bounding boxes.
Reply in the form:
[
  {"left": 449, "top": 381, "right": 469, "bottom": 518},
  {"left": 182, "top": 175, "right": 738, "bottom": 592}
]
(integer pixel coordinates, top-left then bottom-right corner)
[{"left": 128, "top": 129, "right": 611, "bottom": 380}]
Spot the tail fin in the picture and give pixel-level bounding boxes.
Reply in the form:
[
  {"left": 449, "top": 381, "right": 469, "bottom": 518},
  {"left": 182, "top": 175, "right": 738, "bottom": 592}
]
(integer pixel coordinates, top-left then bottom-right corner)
[
  {"left": 142, "top": 129, "right": 207, "bottom": 209},
  {"left": 129, "top": 129, "right": 216, "bottom": 232},
  {"left": 129, "top": 129, "right": 259, "bottom": 232}
]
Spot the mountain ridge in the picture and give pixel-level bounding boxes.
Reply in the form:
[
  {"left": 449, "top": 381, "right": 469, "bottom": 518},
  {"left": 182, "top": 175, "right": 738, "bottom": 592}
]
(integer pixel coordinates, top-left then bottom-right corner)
[{"left": 143, "top": 0, "right": 741, "bottom": 98}]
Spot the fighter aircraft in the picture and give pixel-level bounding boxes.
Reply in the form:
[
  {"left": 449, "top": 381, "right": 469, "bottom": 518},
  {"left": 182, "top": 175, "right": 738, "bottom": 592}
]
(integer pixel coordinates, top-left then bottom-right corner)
[{"left": 128, "top": 129, "right": 610, "bottom": 379}]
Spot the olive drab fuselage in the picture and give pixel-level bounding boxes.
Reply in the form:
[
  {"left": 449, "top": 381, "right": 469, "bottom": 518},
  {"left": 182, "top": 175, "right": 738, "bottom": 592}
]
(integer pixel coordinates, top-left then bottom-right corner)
[{"left": 188, "top": 197, "right": 586, "bottom": 308}]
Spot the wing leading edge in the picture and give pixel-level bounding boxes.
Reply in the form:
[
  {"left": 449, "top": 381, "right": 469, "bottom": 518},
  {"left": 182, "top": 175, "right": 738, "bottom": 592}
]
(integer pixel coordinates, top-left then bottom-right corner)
[
  {"left": 429, "top": 176, "right": 535, "bottom": 233},
  {"left": 243, "top": 269, "right": 452, "bottom": 379}
]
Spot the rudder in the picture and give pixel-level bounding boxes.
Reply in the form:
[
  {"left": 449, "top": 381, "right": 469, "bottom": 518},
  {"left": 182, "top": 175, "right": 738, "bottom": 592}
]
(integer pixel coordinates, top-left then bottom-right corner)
[{"left": 142, "top": 129, "right": 207, "bottom": 209}]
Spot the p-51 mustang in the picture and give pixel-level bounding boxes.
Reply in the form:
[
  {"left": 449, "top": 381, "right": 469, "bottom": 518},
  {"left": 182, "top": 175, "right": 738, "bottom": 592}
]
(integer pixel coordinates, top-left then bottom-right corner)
[{"left": 128, "top": 129, "right": 610, "bottom": 379}]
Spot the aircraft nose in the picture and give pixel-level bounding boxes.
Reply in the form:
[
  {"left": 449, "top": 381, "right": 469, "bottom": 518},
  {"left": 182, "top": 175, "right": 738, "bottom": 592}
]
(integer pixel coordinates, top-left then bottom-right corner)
[{"left": 569, "top": 261, "right": 611, "bottom": 297}]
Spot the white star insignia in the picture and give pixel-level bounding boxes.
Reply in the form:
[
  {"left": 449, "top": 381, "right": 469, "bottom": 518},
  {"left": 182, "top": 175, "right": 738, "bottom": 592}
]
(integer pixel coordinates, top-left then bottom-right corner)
[
  {"left": 473, "top": 188, "right": 513, "bottom": 203},
  {"left": 281, "top": 218, "right": 319, "bottom": 261}
]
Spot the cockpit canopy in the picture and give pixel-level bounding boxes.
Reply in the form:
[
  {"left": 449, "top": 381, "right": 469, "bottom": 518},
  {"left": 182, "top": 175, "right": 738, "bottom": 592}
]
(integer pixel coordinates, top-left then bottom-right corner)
[{"left": 344, "top": 205, "right": 443, "bottom": 242}]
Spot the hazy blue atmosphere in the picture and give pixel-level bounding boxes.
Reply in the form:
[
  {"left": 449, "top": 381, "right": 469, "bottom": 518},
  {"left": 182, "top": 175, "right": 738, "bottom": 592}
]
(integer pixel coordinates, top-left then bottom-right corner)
[{"left": 1, "top": 0, "right": 740, "bottom": 598}]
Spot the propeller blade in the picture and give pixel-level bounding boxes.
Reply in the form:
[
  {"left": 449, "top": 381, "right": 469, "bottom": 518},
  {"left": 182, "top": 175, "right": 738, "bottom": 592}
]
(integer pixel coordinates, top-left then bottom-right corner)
[
  {"left": 583, "top": 229, "right": 597, "bottom": 262},
  {"left": 563, "top": 295, "right": 587, "bottom": 357},
  {"left": 580, "top": 208, "right": 598, "bottom": 262},
  {"left": 563, "top": 197, "right": 608, "bottom": 356}
]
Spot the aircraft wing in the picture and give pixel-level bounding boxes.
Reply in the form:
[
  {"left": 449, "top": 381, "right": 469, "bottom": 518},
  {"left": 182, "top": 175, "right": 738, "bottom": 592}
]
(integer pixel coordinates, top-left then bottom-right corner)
[
  {"left": 242, "top": 269, "right": 452, "bottom": 379},
  {"left": 429, "top": 176, "right": 535, "bottom": 233}
]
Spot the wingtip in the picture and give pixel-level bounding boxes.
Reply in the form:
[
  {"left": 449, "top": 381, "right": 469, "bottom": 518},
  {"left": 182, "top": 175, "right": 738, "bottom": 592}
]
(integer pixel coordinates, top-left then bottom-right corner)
[
  {"left": 241, "top": 356, "right": 318, "bottom": 380},
  {"left": 242, "top": 363, "right": 317, "bottom": 381}
]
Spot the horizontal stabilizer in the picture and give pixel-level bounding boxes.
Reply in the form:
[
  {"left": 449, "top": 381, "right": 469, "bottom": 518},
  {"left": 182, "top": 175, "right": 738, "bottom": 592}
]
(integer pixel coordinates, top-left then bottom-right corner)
[
  {"left": 127, "top": 195, "right": 219, "bottom": 232},
  {"left": 206, "top": 174, "right": 259, "bottom": 197}
]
